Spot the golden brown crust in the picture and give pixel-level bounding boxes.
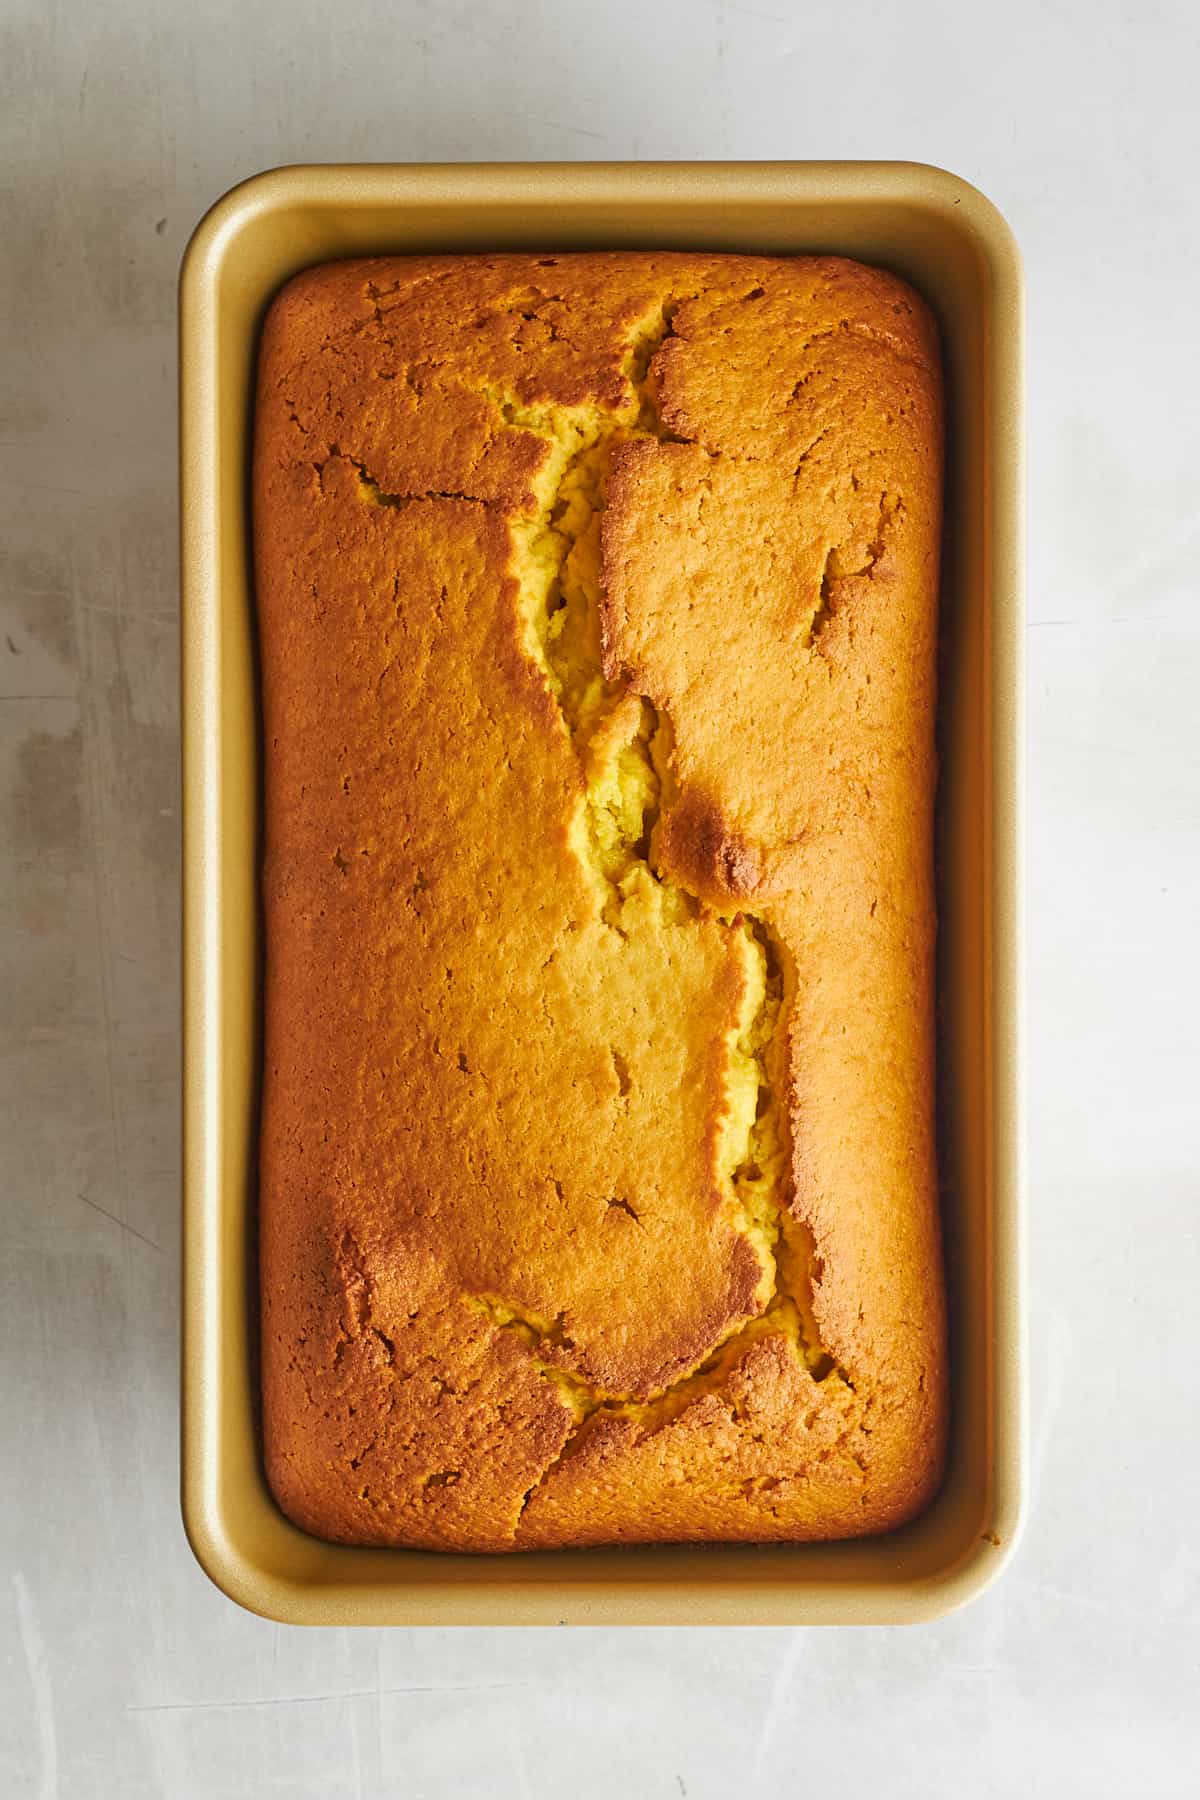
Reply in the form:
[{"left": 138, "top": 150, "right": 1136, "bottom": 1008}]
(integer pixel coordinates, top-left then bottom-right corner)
[{"left": 255, "top": 251, "right": 946, "bottom": 1551}]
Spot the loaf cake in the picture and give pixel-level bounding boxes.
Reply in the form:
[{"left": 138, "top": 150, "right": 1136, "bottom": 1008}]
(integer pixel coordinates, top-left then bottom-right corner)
[{"left": 254, "top": 250, "right": 946, "bottom": 1550}]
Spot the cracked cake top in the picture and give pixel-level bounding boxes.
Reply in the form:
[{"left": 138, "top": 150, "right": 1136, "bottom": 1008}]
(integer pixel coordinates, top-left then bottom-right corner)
[{"left": 254, "top": 251, "right": 945, "bottom": 1550}]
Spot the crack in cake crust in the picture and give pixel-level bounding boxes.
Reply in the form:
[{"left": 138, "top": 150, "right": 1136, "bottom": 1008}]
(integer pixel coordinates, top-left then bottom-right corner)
[{"left": 458, "top": 311, "right": 860, "bottom": 1523}]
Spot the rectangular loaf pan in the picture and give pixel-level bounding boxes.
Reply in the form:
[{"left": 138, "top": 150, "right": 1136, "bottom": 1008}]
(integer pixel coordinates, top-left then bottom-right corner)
[{"left": 180, "top": 161, "right": 1025, "bottom": 1625}]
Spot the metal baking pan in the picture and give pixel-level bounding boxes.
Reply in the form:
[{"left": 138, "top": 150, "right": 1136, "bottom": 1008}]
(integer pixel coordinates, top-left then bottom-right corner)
[{"left": 180, "top": 161, "right": 1024, "bottom": 1624}]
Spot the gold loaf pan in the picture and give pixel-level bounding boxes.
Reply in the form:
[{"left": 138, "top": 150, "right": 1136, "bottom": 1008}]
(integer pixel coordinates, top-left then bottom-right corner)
[{"left": 180, "top": 161, "right": 1025, "bottom": 1625}]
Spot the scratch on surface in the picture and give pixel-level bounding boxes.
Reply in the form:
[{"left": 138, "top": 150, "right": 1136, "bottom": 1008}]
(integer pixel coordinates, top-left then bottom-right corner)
[
  {"left": 750, "top": 1627, "right": 805, "bottom": 1781},
  {"left": 0, "top": 479, "right": 92, "bottom": 500},
  {"left": 1030, "top": 1311, "right": 1070, "bottom": 1513},
  {"left": 699, "top": 0, "right": 789, "bottom": 21},
  {"left": 508, "top": 1714, "right": 534, "bottom": 1800},
  {"left": 73, "top": 541, "right": 134, "bottom": 1277},
  {"left": 542, "top": 119, "right": 607, "bottom": 142},
  {"left": 1029, "top": 1582, "right": 1109, "bottom": 1616},
  {"left": 346, "top": 1637, "right": 366, "bottom": 1800},
  {"left": 77, "top": 1192, "right": 162, "bottom": 1254},
  {"left": 373, "top": 1638, "right": 383, "bottom": 1793},
  {"left": 125, "top": 1682, "right": 521, "bottom": 1713},
  {"left": 13, "top": 1573, "right": 59, "bottom": 1800}
]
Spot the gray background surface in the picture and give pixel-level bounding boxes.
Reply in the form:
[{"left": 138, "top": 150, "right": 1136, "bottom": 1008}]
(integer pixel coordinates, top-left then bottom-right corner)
[{"left": 3, "top": 1, "right": 1198, "bottom": 1794}]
